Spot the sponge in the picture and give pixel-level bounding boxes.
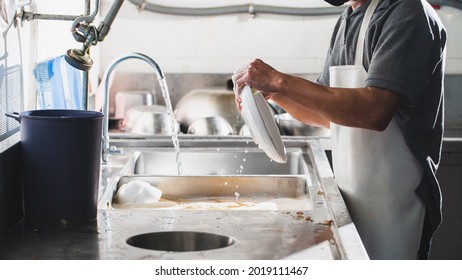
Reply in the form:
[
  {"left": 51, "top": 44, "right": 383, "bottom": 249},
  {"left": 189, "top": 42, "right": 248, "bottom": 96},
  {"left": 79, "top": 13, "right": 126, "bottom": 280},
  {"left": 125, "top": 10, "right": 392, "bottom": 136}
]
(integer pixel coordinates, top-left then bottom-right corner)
[{"left": 114, "top": 180, "right": 162, "bottom": 204}]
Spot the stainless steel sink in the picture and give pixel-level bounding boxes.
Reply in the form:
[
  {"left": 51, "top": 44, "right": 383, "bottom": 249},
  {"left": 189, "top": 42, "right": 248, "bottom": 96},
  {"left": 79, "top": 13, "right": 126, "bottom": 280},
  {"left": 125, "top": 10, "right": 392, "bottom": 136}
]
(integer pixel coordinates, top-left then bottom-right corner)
[
  {"left": 112, "top": 175, "right": 313, "bottom": 211},
  {"left": 99, "top": 143, "right": 318, "bottom": 212},
  {"left": 134, "top": 147, "right": 308, "bottom": 175},
  {"left": 94, "top": 138, "right": 368, "bottom": 259}
]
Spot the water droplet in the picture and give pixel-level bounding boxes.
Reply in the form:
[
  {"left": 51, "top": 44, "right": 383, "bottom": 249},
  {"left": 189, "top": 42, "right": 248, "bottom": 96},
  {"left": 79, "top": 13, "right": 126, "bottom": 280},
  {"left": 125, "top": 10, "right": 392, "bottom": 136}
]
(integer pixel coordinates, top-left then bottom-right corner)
[
  {"left": 239, "top": 165, "right": 244, "bottom": 170},
  {"left": 234, "top": 192, "right": 240, "bottom": 199},
  {"left": 216, "top": 148, "right": 220, "bottom": 152},
  {"left": 242, "top": 158, "right": 246, "bottom": 162}
]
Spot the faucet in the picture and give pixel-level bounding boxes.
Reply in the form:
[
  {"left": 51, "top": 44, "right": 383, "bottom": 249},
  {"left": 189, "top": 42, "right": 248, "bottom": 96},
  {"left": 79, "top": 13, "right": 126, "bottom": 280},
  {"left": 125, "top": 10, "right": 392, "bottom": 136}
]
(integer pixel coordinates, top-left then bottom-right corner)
[{"left": 101, "top": 52, "right": 165, "bottom": 162}]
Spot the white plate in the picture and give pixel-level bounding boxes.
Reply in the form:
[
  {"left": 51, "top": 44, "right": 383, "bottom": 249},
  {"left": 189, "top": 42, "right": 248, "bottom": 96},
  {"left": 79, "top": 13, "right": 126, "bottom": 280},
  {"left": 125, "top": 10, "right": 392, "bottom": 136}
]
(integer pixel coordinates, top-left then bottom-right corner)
[{"left": 240, "top": 86, "right": 287, "bottom": 163}]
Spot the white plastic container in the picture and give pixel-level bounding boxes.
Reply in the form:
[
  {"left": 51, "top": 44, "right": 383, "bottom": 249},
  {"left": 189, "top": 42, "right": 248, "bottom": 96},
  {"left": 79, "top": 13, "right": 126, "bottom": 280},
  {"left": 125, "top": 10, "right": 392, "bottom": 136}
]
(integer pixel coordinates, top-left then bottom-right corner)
[{"left": 33, "top": 55, "right": 84, "bottom": 110}]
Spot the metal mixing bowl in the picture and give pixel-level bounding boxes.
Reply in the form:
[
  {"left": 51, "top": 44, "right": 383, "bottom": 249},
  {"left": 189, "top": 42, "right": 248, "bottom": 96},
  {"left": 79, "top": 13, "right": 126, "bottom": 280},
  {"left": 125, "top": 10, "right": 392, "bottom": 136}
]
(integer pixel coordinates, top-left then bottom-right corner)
[
  {"left": 174, "top": 88, "right": 244, "bottom": 134},
  {"left": 187, "top": 116, "right": 234, "bottom": 136},
  {"left": 114, "top": 90, "right": 154, "bottom": 119},
  {"left": 121, "top": 105, "right": 180, "bottom": 135}
]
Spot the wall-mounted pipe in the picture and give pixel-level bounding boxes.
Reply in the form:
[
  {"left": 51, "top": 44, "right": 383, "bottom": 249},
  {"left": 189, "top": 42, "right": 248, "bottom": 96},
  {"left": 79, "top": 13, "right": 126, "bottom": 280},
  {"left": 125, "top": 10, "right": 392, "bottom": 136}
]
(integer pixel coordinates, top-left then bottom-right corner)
[
  {"left": 18, "top": 0, "right": 98, "bottom": 111},
  {"left": 19, "top": 0, "right": 96, "bottom": 22},
  {"left": 127, "top": 0, "right": 462, "bottom": 16},
  {"left": 70, "top": 0, "right": 100, "bottom": 32},
  {"left": 19, "top": 0, "right": 462, "bottom": 22},
  {"left": 128, "top": 0, "right": 345, "bottom": 16},
  {"left": 19, "top": 11, "right": 79, "bottom": 21}
]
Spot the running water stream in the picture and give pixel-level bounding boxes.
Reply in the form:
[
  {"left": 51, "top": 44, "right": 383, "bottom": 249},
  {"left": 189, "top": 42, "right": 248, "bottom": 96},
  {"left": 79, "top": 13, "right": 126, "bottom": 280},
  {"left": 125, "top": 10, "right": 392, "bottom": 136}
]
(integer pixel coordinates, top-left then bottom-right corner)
[{"left": 158, "top": 78, "right": 182, "bottom": 175}]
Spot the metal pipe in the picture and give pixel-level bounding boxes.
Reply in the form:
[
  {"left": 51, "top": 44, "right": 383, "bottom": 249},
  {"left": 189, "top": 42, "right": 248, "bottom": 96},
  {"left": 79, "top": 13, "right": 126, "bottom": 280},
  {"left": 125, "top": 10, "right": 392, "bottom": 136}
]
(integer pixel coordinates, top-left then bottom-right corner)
[
  {"left": 80, "top": 0, "right": 99, "bottom": 110},
  {"left": 128, "top": 0, "right": 346, "bottom": 16},
  {"left": 85, "top": 0, "right": 91, "bottom": 15},
  {"left": 70, "top": 0, "right": 100, "bottom": 33},
  {"left": 82, "top": 68, "right": 89, "bottom": 110},
  {"left": 102, "top": 0, "right": 124, "bottom": 27},
  {"left": 97, "top": 0, "right": 125, "bottom": 41},
  {"left": 21, "top": 11, "right": 79, "bottom": 21},
  {"left": 127, "top": 0, "right": 462, "bottom": 16}
]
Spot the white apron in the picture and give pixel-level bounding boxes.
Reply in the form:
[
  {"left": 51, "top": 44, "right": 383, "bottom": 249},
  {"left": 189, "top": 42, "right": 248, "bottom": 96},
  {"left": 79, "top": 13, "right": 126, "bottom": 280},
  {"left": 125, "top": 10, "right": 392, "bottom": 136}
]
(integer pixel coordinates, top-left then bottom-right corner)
[{"left": 329, "top": 0, "right": 425, "bottom": 259}]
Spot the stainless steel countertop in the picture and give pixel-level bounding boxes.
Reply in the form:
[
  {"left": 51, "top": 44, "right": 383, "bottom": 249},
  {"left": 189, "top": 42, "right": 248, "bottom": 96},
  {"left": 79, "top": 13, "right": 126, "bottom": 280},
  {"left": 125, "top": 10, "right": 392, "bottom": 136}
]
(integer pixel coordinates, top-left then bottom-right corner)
[
  {"left": 444, "top": 127, "right": 462, "bottom": 139},
  {"left": 0, "top": 137, "right": 367, "bottom": 260},
  {"left": 443, "top": 127, "right": 462, "bottom": 151}
]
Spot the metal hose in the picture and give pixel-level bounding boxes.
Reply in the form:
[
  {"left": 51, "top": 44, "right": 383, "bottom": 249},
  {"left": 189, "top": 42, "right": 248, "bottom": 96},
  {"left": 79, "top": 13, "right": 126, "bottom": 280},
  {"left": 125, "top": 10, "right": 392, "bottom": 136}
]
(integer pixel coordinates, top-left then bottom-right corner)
[
  {"left": 70, "top": 0, "right": 100, "bottom": 32},
  {"left": 127, "top": 0, "right": 346, "bottom": 16},
  {"left": 127, "top": 0, "right": 462, "bottom": 17}
]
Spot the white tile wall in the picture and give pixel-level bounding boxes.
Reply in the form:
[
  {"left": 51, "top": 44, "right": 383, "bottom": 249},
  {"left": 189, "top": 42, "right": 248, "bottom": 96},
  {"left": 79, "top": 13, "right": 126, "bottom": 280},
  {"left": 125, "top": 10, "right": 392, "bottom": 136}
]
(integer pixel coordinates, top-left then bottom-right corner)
[
  {"left": 99, "top": 0, "right": 338, "bottom": 75},
  {"left": 35, "top": 1, "right": 94, "bottom": 60},
  {"left": 32, "top": 0, "right": 462, "bottom": 77}
]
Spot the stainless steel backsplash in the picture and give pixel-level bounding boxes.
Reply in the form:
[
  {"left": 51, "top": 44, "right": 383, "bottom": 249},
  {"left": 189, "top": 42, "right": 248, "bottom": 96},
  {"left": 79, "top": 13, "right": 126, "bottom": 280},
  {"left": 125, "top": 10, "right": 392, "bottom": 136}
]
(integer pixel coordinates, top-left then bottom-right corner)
[{"left": 100, "top": 72, "right": 462, "bottom": 127}]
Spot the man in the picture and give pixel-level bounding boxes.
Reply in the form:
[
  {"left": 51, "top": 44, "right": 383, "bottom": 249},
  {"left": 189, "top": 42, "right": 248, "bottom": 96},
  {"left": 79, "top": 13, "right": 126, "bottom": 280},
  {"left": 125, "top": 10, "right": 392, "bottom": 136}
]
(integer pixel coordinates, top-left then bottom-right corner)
[{"left": 234, "top": 0, "right": 446, "bottom": 259}]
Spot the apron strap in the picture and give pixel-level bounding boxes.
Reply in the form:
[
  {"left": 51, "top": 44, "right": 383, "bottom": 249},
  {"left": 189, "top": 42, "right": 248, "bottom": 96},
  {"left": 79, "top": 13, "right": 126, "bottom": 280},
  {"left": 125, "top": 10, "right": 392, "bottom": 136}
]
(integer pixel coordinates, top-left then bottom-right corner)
[{"left": 354, "top": 0, "right": 380, "bottom": 66}]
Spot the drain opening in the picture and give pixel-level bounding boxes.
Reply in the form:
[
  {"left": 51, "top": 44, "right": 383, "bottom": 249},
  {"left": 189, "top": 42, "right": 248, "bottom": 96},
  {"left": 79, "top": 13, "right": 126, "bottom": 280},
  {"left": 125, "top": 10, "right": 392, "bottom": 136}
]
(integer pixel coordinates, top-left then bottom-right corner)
[{"left": 126, "top": 231, "right": 236, "bottom": 252}]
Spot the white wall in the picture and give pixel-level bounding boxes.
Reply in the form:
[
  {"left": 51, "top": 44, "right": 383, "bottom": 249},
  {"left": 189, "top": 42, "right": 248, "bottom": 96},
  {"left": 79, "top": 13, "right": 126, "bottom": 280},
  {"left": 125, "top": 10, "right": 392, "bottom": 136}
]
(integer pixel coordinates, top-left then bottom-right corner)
[
  {"left": 99, "top": 0, "right": 462, "bottom": 75},
  {"left": 34, "top": 1, "right": 88, "bottom": 60},
  {"left": 99, "top": 0, "right": 337, "bottom": 75},
  {"left": 32, "top": 0, "right": 462, "bottom": 77}
]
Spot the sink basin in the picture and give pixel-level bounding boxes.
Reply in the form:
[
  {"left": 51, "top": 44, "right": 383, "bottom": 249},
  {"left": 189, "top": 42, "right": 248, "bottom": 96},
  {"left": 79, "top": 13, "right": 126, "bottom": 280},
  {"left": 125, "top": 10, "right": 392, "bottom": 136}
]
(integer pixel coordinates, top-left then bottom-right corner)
[
  {"left": 111, "top": 175, "right": 313, "bottom": 211},
  {"left": 134, "top": 147, "right": 308, "bottom": 175}
]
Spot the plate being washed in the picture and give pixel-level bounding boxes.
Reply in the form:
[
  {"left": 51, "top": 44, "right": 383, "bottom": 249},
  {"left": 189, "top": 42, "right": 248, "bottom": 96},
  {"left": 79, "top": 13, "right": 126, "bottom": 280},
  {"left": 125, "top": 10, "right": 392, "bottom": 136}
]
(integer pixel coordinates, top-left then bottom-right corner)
[{"left": 240, "top": 86, "right": 287, "bottom": 163}]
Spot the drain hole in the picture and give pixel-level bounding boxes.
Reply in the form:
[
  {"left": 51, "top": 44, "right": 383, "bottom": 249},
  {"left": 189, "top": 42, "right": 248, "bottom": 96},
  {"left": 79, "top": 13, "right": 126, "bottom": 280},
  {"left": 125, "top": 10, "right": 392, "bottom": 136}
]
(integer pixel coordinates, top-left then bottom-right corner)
[{"left": 126, "top": 231, "right": 236, "bottom": 252}]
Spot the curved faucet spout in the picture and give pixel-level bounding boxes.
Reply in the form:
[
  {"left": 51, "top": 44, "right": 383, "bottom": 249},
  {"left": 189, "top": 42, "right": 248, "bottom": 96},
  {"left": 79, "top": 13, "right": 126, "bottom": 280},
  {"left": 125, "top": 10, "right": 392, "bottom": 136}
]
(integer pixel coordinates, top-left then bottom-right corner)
[{"left": 101, "top": 52, "right": 166, "bottom": 162}]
